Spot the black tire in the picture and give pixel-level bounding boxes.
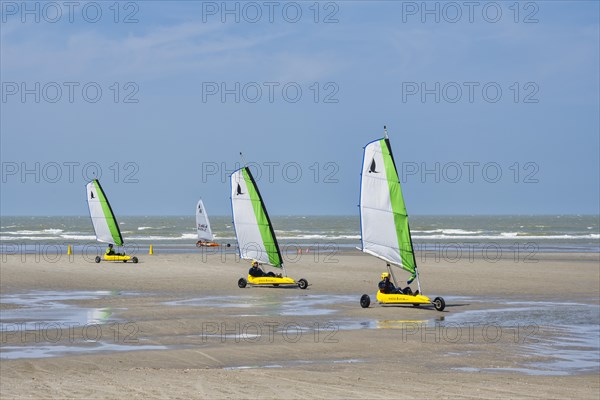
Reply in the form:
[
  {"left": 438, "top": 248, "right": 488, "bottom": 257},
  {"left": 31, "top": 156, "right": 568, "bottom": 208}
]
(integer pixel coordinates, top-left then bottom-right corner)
[
  {"left": 123, "top": 260, "right": 127, "bottom": 263},
  {"left": 297, "top": 278, "right": 308, "bottom": 290},
  {"left": 413, "top": 303, "right": 421, "bottom": 307},
  {"left": 273, "top": 284, "right": 280, "bottom": 287},
  {"left": 132, "top": 257, "right": 138, "bottom": 264},
  {"left": 360, "top": 294, "right": 371, "bottom": 308},
  {"left": 238, "top": 278, "right": 247, "bottom": 288},
  {"left": 433, "top": 296, "right": 445, "bottom": 311},
  {"left": 95, "top": 256, "right": 101, "bottom": 263}
]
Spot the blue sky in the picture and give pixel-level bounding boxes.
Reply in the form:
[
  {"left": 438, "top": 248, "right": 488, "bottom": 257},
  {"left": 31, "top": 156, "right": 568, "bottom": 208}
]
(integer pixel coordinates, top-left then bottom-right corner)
[{"left": 1, "top": 1, "right": 599, "bottom": 216}]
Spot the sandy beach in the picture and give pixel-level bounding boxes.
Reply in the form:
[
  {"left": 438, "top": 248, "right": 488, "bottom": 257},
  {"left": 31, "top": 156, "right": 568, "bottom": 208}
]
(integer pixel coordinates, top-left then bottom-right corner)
[{"left": 1, "top": 251, "right": 599, "bottom": 399}]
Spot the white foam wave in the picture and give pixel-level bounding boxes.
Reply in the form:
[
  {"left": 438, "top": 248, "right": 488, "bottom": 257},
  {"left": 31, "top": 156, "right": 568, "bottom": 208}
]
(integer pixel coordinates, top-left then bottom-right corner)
[
  {"left": 126, "top": 233, "right": 199, "bottom": 241},
  {"left": 60, "top": 235, "right": 97, "bottom": 240},
  {"left": 277, "top": 234, "right": 361, "bottom": 240},
  {"left": 3, "top": 229, "right": 64, "bottom": 235},
  {"left": 0, "top": 236, "right": 53, "bottom": 241},
  {"left": 412, "top": 234, "right": 600, "bottom": 240},
  {"left": 412, "top": 229, "right": 482, "bottom": 235},
  {"left": 441, "top": 229, "right": 483, "bottom": 235}
]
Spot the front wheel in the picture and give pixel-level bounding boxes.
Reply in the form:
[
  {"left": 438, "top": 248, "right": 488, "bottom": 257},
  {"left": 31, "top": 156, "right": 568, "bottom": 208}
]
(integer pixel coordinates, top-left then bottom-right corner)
[
  {"left": 238, "top": 278, "right": 247, "bottom": 288},
  {"left": 95, "top": 256, "right": 101, "bottom": 263},
  {"left": 297, "top": 279, "right": 308, "bottom": 290},
  {"left": 433, "top": 296, "right": 445, "bottom": 312},
  {"left": 132, "top": 257, "right": 138, "bottom": 264},
  {"left": 360, "top": 294, "right": 371, "bottom": 308}
]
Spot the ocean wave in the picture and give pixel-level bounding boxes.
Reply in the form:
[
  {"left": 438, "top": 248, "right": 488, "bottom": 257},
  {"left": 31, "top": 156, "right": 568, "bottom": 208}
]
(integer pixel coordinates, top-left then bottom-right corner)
[
  {"left": 60, "top": 235, "right": 97, "bottom": 240},
  {"left": 412, "top": 234, "right": 600, "bottom": 240},
  {"left": 126, "top": 233, "right": 199, "bottom": 241},
  {"left": 3, "top": 229, "right": 64, "bottom": 235},
  {"left": 277, "top": 234, "right": 361, "bottom": 240},
  {"left": 412, "top": 229, "right": 482, "bottom": 235},
  {"left": 0, "top": 236, "right": 54, "bottom": 241},
  {"left": 137, "top": 226, "right": 172, "bottom": 231}
]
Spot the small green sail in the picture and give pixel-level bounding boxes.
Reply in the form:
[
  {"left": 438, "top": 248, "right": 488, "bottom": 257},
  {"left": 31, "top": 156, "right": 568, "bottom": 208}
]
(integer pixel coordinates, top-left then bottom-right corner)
[
  {"left": 86, "top": 179, "right": 124, "bottom": 246},
  {"left": 230, "top": 167, "right": 283, "bottom": 268}
]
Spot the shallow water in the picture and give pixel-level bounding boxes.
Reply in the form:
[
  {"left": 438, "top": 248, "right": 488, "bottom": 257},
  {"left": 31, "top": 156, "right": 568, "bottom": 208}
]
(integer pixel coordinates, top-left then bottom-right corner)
[
  {"left": 0, "top": 342, "right": 168, "bottom": 360},
  {"left": 440, "top": 297, "right": 600, "bottom": 376},
  {"left": 2, "top": 290, "right": 598, "bottom": 375},
  {"left": 0, "top": 290, "right": 127, "bottom": 326},
  {"left": 0, "top": 290, "right": 150, "bottom": 360},
  {"left": 165, "top": 294, "right": 357, "bottom": 317},
  {"left": 222, "top": 358, "right": 365, "bottom": 370}
]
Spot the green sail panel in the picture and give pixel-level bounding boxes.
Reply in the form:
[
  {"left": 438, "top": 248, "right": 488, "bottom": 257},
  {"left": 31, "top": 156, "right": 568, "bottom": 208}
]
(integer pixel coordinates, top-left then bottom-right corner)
[
  {"left": 359, "top": 138, "right": 417, "bottom": 277},
  {"left": 86, "top": 179, "right": 124, "bottom": 246},
  {"left": 230, "top": 167, "right": 283, "bottom": 267}
]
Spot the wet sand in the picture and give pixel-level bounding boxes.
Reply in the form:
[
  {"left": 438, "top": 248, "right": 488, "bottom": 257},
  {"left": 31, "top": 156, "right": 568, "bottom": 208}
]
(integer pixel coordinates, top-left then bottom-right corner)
[{"left": 1, "top": 251, "right": 599, "bottom": 399}]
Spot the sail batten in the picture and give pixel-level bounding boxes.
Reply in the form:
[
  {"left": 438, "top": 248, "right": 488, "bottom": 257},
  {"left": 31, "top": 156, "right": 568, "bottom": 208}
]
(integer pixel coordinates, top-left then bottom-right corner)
[
  {"left": 359, "top": 137, "right": 416, "bottom": 277},
  {"left": 230, "top": 167, "right": 283, "bottom": 268},
  {"left": 86, "top": 179, "right": 123, "bottom": 246},
  {"left": 196, "top": 199, "right": 214, "bottom": 242}
]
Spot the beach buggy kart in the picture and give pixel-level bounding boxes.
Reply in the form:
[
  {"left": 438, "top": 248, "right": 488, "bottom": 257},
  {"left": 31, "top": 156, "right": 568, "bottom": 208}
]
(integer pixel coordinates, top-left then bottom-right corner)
[
  {"left": 360, "top": 291, "right": 445, "bottom": 311},
  {"left": 238, "top": 275, "right": 308, "bottom": 289},
  {"left": 196, "top": 241, "right": 220, "bottom": 247},
  {"left": 95, "top": 254, "right": 138, "bottom": 263}
]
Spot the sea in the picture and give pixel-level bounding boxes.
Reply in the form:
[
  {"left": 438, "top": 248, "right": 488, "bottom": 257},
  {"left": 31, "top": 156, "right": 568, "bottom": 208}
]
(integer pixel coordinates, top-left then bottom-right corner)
[{"left": 1, "top": 215, "right": 598, "bottom": 254}]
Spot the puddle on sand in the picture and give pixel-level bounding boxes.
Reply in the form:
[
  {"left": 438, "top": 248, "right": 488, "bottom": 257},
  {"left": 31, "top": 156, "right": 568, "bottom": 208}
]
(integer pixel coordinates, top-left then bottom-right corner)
[
  {"left": 0, "top": 290, "right": 131, "bottom": 326},
  {"left": 165, "top": 294, "right": 357, "bottom": 316},
  {"left": 0, "top": 343, "right": 168, "bottom": 360},
  {"left": 313, "top": 296, "right": 599, "bottom": 377},
  {"left": 290, "top": 318, "right": 439, "bottom": 333},
  {"left": 223, "top": 358, "right": 364, "bottom": 370},
  {"left": 441, "top": 298, "right": 600, "bottom": 376},
  {"left": 0, "top": 290, "right": 156, "bottom": 360}
]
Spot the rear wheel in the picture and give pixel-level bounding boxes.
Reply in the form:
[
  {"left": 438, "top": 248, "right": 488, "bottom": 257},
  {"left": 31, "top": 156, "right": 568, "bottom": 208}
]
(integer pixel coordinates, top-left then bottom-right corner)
[
  {"left": 238, "top": 278, "right": 247, "bottom": 288},
  {"left": 132, "top": 257, "right": 138, "bottom": 264},
  {"left": 433, "top": 296, "right": 445, "bottom": 311},
  {"left": 95, "top": 256, "right": 101, "bottom": 263},
  {"left": 360, "top": 294, "right": 371, "bottom": 308},
  {"left": 297, "top": 279, "right": 308, "bottom": 290}
]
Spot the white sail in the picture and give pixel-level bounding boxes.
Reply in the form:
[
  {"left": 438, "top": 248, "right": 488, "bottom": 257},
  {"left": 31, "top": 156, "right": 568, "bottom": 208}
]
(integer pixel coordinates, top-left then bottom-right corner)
[
  {"left": 86, "top": 179, "right": 123, "bottom": 245},
  {"left": 230, "top": 167, "right": 283, "bottom": 267},
  {"left": 360, "top": 137, "right": 416, "bottom": 277},
  {"left": 196, "top": 199, "right": 214, "bottom": 242}
]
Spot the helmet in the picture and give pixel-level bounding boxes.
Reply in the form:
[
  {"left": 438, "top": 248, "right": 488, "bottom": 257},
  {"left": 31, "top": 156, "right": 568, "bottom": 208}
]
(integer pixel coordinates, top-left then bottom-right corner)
[
  {"left": 381, "top": 272, "right": 390, "bottom": 280},
  {"left": 251, "top": 260, "right": 258, "bottom": 266}
]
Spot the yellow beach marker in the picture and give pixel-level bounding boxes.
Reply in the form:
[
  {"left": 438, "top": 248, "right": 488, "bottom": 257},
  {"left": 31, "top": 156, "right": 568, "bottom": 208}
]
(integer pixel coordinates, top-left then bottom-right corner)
[
  {"left": 149, "top": 245, "right": 154, "bottom": 255},
  {"left": 67, "top": 245, "right": 72, "bottom": 255}
]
